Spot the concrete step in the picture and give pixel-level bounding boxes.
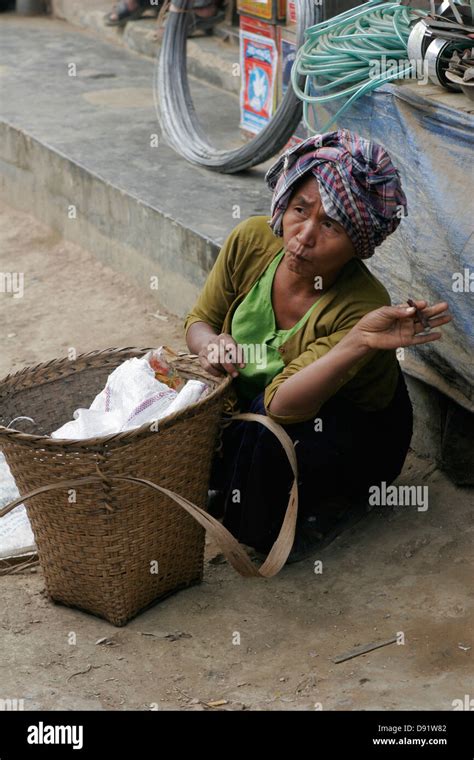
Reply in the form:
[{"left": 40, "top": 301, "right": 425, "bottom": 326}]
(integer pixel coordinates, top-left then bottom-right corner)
[
  {"left": 51, "top": 0, "right": 241, "bottom": 96},
  {"left": 0, "top": 14, "right": 277, "bottom": 318}
]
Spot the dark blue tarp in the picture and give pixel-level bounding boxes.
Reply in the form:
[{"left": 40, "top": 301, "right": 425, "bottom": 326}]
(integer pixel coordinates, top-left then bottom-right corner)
[{"left": 309, "top": 79, "right": 474, "bottom": 410}]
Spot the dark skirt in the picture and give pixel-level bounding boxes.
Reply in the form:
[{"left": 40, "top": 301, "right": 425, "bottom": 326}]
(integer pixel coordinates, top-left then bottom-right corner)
[{"left": 209, "top": 370, "right": 413, "bottom": 552}]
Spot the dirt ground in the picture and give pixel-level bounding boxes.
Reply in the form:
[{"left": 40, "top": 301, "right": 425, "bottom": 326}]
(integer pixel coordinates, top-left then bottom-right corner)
[{"left": 0, "top": 202, "right": 472, "bottom": 711}]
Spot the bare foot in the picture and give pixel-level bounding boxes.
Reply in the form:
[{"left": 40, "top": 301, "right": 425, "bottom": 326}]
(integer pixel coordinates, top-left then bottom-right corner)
[
  {"left": 152, "top": 1, "right": 221, "bottom": 41},
  {"left": 194, "top": 3, "right": 218, "bottom": 17},
  {"left": 108, "top": 0, "right": 140, "bottom": 23}
]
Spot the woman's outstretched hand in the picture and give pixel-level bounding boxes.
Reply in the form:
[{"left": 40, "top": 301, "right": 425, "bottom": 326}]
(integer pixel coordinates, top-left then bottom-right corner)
[
  {"left": 198, "top": 333, "right": 246, "bottom": 378},
  {"left": 353, "top": 300, "right": 452, "bottom": 351}
]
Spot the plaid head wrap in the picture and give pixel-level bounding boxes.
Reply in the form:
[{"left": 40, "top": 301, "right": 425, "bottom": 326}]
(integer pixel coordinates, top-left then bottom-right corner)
[{"left": 265, "top": 129, "right": 408, "bottom": 259}]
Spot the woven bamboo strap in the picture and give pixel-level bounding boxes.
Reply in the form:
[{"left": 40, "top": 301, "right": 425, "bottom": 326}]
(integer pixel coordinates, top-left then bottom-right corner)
[{"left": 0, "top": 413, "right": 299, "bottom": 577}]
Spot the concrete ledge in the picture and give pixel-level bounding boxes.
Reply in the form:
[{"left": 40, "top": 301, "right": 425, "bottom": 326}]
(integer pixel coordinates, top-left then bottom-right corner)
[
  {"left": 405, "top": 375, "right": 473, "bottom": 486},
  {"left": 405, "top": 375, "right": 447, "bottom": 464},
  {"left": 0, "top": 121, "right": 216, "bottom": 317},
  {"left": 51, "top": 0, "right": 241, "bottom": 95},
  {"left": 441, "top": 400, "right": 474, "bottom": 487},
  {"left": 0, "top": 15, "right": 272, "bottom": 315}
]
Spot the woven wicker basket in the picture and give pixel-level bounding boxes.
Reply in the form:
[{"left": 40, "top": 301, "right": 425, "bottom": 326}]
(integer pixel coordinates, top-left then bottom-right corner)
[
  {"left": 0, "top": 348, "right": 300, "bottom": 626},
  {"left": 0, "top": 348, "right": 235, "bottom": 626}
]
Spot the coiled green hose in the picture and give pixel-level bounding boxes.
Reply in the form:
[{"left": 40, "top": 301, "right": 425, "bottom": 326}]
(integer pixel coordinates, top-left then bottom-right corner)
[{"left": 291, "top": 0, "right": 428, "bottom": 133}]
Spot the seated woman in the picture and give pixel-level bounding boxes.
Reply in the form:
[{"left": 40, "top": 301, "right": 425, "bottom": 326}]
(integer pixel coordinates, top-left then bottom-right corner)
[{"left": 184, "top": 129, "right": 451, "bottom": 563}]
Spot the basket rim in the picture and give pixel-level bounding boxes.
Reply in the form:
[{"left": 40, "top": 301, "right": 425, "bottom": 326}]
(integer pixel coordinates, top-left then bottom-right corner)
[{"left": 0, "top": 347, "right": 232, "bottom": 449}]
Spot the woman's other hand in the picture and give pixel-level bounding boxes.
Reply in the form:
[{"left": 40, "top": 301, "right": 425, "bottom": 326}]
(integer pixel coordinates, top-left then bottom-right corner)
[
  {"left": 199, "top": 333, "right": 246, "bottom": 378},
  {"left": 353, "top": 300, "right": 452, "bottom": 351}
]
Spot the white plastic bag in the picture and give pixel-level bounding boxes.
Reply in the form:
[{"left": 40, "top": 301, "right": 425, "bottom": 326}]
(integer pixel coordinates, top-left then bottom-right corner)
[
  {"left": 164, "top": 379, "right": 209, "bottom": 418},
  {"left": 0, "top": 452, "right": 35, "bottom": 559},
  {"left": 51, "top": 355, "right": 208, "bottom": 440}
]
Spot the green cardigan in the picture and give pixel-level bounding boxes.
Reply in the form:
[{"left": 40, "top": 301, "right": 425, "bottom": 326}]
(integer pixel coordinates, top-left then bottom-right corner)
[{"left": 184, "top": 215, "right": 400, "bottom": 425}]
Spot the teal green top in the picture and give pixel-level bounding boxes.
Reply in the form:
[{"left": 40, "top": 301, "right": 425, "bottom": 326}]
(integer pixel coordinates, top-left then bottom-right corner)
[{"left": 231, "top": 249, "right": 323, "bottom": 401}]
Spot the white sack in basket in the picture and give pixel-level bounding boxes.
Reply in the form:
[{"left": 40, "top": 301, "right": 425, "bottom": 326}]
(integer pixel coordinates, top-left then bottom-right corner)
[
  {"left": 0, "top": 453, "right": 35, "bottom": 559},
  {"left": 51, "top": 356, "right": 208, "bottom": 440}
]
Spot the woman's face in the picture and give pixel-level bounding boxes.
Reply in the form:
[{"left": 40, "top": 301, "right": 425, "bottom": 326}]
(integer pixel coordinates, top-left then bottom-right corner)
[{"left": 281, "top": 174, "right": 356, "bottom": 282}]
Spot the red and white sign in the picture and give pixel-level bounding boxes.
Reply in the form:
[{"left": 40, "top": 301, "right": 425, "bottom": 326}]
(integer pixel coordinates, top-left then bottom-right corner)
[{"left": 240, "top": 26, "right": 278, "bottom": 135}]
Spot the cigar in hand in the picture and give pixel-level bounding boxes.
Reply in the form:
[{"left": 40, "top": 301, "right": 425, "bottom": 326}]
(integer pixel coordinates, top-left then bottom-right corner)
[{"left": 407, "top": 298, "right": 431, "bottom": 331}]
